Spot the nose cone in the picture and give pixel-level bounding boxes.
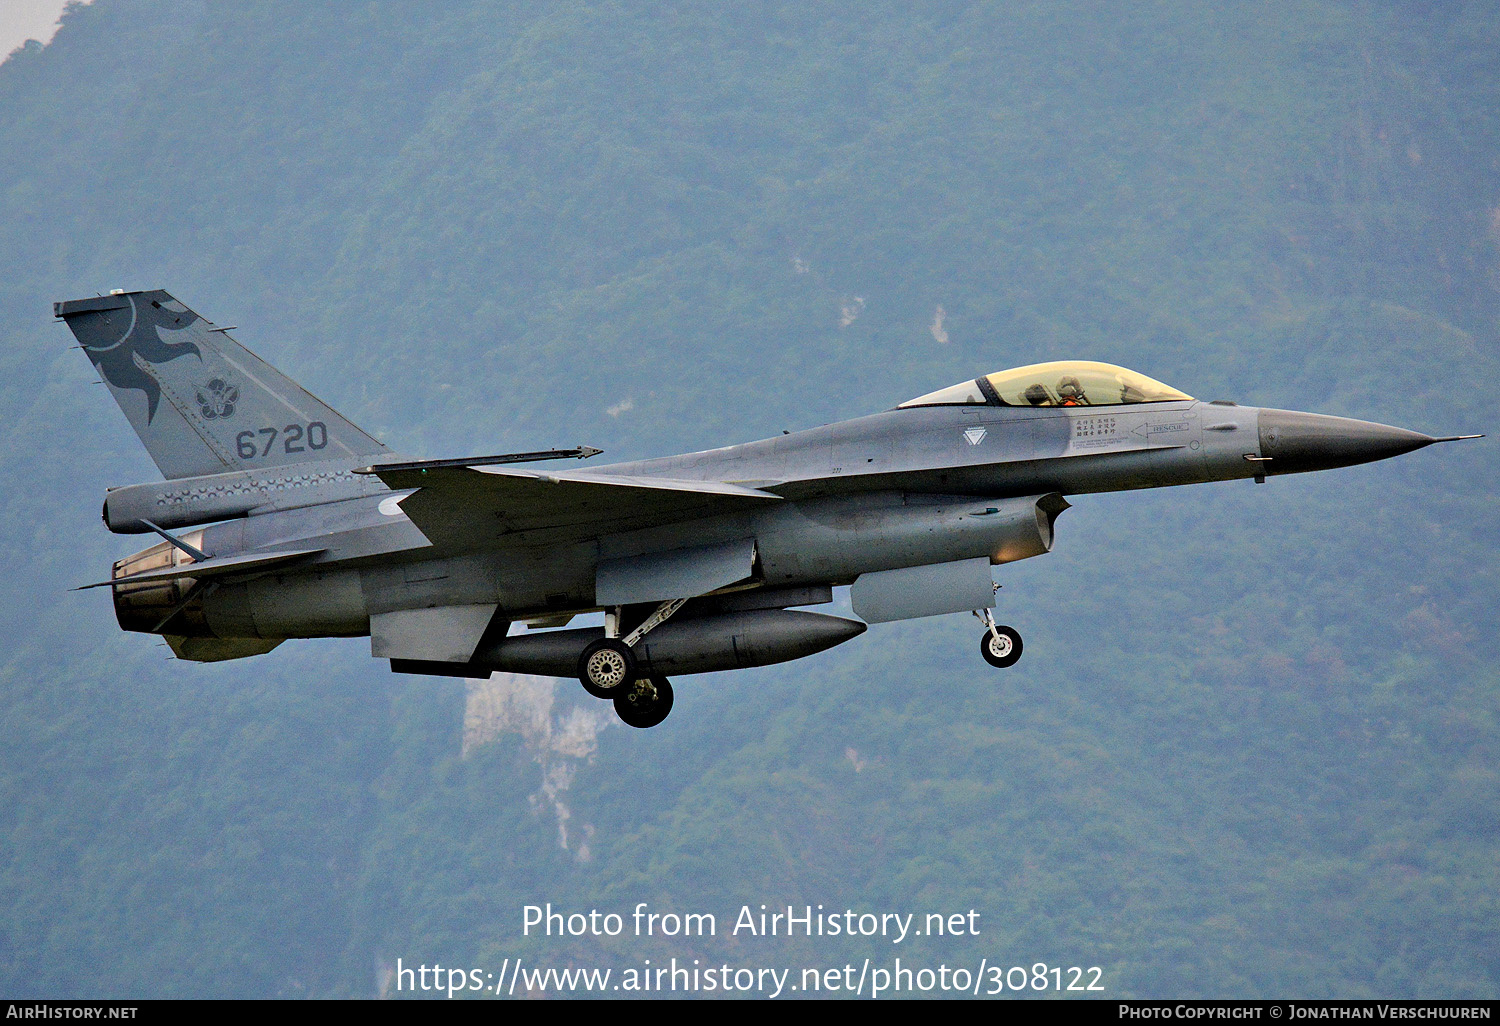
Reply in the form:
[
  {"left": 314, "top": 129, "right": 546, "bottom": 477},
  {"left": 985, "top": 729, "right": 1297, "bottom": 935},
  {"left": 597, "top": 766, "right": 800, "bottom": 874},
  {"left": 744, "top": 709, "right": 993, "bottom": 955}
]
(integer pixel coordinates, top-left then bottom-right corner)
[{"left": 1257, "top": 408, "right": 1438, "bottom": 476}]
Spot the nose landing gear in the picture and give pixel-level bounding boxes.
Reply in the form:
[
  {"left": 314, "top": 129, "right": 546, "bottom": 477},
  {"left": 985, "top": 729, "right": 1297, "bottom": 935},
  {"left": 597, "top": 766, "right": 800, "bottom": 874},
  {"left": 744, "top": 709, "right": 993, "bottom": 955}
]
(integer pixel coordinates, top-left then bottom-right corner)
[{"left": 973, "top": 604, "right": 1022, "bottom": 669}]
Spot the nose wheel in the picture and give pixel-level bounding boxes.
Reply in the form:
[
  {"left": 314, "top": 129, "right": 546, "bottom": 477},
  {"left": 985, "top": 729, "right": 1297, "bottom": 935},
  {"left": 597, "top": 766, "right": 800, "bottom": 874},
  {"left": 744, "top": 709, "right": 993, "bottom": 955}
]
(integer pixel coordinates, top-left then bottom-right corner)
[
  {"left": 974, "top": 606, "right": 1022, "bottom": 669},
  {"left": 615, "top": 676, "right": 674, "bottom": 728},
  {"left": 980, "top": 625, "right": 1023, "bottom": 668}
]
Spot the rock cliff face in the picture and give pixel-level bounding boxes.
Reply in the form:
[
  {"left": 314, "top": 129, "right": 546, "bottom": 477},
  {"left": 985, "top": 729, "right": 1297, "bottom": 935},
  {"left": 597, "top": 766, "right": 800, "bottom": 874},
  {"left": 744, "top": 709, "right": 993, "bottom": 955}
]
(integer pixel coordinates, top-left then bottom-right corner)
[{"left": 464, "top": 673, "right": 611, "bottom": 858}]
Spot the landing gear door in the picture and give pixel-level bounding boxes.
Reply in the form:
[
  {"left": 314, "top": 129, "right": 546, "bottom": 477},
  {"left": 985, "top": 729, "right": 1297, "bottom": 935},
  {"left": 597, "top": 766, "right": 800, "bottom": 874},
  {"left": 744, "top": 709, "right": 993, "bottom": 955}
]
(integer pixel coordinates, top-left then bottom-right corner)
[
  {"left": 596, "top": 537, "right": 759, "bottom": 607},
  {"left": 850, "top": 556, "right": 995, "bottom": 624}
]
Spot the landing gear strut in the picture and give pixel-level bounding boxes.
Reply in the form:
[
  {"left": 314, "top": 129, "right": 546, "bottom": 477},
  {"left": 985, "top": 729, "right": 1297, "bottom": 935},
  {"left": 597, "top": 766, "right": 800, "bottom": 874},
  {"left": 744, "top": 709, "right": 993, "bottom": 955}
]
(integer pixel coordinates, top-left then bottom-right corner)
[{"left": 973, "top": 602, "right": 1022, "bottom": 669}]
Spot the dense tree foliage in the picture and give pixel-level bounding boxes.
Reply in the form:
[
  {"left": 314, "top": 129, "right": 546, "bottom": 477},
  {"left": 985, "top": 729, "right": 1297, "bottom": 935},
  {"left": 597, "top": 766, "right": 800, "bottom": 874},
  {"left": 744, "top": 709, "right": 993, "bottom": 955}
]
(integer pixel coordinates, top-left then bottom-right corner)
[{"left": 0, "top": 0, "right": 1494, "bottom": 998}]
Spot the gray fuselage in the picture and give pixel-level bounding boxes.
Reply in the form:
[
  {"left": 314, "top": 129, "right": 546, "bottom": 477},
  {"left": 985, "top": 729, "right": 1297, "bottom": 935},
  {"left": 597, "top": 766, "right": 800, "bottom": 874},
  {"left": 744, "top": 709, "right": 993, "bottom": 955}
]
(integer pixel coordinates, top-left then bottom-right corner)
[{"left": 115, "top": 398, "right": 1272, "bottom": 642}]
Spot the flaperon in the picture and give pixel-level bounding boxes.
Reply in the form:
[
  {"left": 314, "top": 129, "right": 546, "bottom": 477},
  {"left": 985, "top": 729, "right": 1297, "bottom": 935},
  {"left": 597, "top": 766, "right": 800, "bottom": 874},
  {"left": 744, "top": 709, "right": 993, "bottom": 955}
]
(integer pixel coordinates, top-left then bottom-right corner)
[{"left": 59, "top": 289, "right": 1481, "bottom": 728}]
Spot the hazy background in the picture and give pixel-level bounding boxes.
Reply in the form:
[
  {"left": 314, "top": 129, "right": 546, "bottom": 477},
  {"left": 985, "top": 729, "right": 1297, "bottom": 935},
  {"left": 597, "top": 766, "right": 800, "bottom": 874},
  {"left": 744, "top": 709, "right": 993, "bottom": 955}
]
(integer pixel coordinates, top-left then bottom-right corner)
[
  {"left": 0, "top": 0, "right": 1495, "bottom": 999},
  {"left": 0, "top": 0, "right": 86, "bottom": 60}
]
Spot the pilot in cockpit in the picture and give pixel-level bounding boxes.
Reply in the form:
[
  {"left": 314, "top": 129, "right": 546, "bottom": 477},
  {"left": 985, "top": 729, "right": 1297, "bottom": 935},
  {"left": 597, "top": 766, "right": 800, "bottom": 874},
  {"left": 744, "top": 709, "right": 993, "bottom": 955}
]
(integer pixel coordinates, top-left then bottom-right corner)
[{"left": 1057, "top": 376, "right": 1086, "bottom": 406}]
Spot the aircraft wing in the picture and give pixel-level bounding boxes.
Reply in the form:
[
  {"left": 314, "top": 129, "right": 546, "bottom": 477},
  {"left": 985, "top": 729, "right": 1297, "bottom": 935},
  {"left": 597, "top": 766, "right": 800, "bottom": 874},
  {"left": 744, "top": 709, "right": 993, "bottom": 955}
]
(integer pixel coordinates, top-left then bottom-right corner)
[{"left": 365, "top": 464, "right": 782, "bottom": 546}]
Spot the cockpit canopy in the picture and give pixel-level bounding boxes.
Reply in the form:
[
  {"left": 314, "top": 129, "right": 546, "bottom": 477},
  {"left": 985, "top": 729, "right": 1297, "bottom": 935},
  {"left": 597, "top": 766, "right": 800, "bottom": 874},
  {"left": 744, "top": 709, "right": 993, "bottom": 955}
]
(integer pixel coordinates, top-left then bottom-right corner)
[{"left": 899, "top": 360, "right": 1193, "bottom": 409}]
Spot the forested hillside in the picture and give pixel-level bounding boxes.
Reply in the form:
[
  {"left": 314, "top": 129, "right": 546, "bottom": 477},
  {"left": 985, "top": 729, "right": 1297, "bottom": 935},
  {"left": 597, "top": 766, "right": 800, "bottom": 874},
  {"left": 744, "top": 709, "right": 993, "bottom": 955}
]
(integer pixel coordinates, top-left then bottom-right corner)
[{"left": 0, "top": 0, "right": 1495, "bottom": 998}]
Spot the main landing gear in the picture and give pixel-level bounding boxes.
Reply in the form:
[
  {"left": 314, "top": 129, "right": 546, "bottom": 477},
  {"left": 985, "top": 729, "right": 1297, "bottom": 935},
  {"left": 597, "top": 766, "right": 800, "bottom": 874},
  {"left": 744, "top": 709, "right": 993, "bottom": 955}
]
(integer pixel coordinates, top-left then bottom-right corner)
[
  {"left": 973, "top": 601, "right": 1022, "bottom": 669},
  {"left": 614, "top": 676, "right": 674, "bottom": 729},
  {"left": 578, "top": 638, "right": 634, "bottom": 698},
  {"left": 577, "top": 598, "right": 688, "bottom": 726}
]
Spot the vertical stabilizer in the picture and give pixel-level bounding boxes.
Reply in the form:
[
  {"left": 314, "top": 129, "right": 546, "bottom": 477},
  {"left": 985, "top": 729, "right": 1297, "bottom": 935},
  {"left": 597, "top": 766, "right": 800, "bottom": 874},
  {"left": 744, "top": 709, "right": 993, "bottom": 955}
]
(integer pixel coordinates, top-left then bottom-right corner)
[{"left": 56, "top": 290, "right": 389, "bottom": 480}]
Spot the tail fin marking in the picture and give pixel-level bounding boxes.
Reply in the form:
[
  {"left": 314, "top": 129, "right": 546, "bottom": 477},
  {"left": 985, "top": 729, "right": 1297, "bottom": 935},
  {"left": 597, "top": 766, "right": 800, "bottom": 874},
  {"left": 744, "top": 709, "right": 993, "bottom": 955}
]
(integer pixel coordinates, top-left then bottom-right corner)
[{"left": 57, "top": 290, "right": 389, "bottom": 480}]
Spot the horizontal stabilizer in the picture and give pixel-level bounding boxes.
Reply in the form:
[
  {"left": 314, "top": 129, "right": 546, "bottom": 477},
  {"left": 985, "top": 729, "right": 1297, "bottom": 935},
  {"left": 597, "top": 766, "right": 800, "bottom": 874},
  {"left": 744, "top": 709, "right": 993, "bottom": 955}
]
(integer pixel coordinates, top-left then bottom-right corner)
[{"left": 78, "top": 548, "right": 324, "bottom": 589}]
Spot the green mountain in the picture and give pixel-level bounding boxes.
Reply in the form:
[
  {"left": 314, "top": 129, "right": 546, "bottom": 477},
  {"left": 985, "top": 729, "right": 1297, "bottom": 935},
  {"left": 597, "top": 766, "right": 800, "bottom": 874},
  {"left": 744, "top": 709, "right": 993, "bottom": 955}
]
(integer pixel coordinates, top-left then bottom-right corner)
[{"left": 0, "top": 0, "right": 1495, "bottom": 998}]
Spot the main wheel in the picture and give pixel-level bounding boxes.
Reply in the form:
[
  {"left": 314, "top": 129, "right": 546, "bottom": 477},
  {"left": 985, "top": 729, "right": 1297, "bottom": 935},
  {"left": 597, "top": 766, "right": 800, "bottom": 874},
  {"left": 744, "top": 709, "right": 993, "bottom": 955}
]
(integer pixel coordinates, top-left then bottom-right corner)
[
  {"left": 577, "top": 638, "right": 636, "bottom": 698},
  {"left": 980, "top": 625, "right": 1023, "bottom": 668},
  {"left": 614, "top": 676, "right": 674, "bottom": 729}
]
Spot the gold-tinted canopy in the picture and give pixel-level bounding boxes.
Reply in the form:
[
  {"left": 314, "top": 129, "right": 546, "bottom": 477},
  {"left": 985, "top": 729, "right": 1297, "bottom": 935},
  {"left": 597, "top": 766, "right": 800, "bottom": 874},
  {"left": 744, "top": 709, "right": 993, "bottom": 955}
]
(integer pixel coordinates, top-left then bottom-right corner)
[{"left": 900, "top": 360, "right": 1192, "bottom": 409}]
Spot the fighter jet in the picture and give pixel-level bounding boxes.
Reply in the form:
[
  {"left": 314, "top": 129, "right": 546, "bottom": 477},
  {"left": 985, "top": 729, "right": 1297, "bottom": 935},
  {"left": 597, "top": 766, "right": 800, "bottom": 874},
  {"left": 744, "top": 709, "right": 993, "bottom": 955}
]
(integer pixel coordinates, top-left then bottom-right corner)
[{"left": 59, "top": 290, "right": 1480, "bottom": 727}]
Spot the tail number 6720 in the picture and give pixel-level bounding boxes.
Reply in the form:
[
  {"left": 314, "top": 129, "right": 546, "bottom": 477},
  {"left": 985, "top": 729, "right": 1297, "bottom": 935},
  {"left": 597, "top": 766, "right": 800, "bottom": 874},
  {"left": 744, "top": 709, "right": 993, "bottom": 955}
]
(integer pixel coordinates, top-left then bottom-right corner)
[{"left": 236, "top": 422, "right": 328, "bottom": 459}]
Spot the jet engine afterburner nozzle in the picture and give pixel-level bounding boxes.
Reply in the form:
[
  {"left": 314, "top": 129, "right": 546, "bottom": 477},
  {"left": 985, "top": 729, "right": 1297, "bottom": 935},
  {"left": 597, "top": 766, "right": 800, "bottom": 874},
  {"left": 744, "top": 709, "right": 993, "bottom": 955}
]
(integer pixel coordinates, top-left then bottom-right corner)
[{"left": 111, "top": 537, "right": 213, "bottom": 635}]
